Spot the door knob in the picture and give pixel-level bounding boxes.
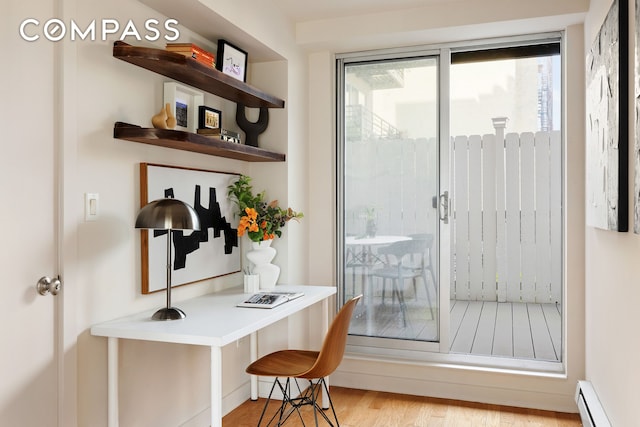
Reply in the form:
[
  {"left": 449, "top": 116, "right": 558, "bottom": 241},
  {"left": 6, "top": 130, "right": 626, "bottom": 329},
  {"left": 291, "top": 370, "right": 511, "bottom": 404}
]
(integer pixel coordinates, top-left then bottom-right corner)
[{"left": 37, "top": 276, "right": 61, "bottom": 296}]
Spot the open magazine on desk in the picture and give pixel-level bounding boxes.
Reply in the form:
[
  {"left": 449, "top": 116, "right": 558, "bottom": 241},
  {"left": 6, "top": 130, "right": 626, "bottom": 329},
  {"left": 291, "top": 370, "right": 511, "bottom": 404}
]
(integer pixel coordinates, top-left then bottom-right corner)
[{"left": 237, "top": 291, "right": 305, "bottom": 309}]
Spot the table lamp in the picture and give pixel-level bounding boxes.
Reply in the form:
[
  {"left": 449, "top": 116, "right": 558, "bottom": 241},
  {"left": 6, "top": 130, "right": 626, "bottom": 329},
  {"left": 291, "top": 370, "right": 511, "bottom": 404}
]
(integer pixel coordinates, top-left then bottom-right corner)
[{"left": 135, "top": 198, "right": 201, "bottom": 320}]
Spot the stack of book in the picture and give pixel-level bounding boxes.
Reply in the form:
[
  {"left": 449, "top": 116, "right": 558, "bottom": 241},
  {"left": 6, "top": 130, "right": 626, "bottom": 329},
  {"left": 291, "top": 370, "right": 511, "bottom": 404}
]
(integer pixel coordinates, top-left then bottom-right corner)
[
  {"left": 166, "top": 43, "right": 215, "bottom": 68},
  {"left": 221, "top": 129, "right": 241, "bottom": 144},
  {"left": 196, "top": 128, "right": 221, "bottom": 137}
]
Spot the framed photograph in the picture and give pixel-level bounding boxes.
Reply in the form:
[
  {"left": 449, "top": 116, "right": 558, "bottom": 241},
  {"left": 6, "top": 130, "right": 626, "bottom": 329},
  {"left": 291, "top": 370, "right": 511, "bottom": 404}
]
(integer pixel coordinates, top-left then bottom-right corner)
[
  {"left": 163, "top": 82, "right": 204, "bottom": 133},
  {"left": 140, "top": 163, "right": 240, "bottom": 294},
  {"left": 198, "top": 106, "right": 222, "bottom": 131},
  {"left": 586, "top": 0, "right": 628, "bottom": 232},
  {"left": 216, "top": 39, "right": 248, "bottom": 82}
]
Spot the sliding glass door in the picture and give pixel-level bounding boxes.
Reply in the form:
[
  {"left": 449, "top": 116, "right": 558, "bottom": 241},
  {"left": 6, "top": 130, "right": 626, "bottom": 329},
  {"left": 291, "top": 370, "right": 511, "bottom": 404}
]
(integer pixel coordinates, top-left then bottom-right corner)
[
  {"left": 337, "top": 35, "right": 563, "bottom": 364},
  {"left": 337, "top": 53, "right": 443, "bottom": 352}
]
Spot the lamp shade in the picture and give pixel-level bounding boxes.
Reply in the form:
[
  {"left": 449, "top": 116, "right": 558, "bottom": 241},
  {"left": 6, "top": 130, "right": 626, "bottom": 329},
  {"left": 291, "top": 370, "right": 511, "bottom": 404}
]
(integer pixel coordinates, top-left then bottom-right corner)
[{"left": 135, "top": 199, "right": 201, "bottom": 231}]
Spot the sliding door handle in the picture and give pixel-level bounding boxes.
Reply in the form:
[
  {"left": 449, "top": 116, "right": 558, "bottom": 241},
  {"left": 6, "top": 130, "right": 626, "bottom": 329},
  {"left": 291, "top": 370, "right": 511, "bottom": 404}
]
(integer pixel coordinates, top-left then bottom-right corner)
[{"left": 439, "top": 191, "right": 449, "bottom": 224}]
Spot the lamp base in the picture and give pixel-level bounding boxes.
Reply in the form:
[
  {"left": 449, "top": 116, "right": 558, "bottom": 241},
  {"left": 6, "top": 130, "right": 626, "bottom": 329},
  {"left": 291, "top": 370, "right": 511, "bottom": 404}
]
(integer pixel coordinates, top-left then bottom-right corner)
[{"left": 151, "top": 307, "right": 186, "bottom": 321}]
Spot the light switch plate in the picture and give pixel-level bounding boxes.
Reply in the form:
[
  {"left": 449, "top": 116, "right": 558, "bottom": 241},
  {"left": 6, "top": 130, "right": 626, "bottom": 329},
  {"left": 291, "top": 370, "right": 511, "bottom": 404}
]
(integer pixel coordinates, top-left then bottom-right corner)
[{"left": 85, "top": 193, "right": 99, "bottom": 221}]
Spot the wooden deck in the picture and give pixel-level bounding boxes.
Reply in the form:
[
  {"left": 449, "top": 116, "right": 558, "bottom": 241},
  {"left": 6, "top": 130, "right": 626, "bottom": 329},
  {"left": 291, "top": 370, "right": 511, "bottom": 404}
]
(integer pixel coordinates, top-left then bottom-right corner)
[
  {"left": 450, "top": 300, "right": 561, "bottom": 361},
  {"left": 348, "top": 291, "right": 562, "bottom": 362}
]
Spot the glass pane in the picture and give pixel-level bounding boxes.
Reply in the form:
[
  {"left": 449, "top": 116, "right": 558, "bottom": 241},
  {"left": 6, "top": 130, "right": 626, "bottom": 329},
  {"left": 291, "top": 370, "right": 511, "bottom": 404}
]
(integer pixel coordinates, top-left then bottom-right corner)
[
  {"left": 342, "top": 57, "right": 439, "bottom": 343},
  {"left": 449, "top": 50, "right": 563, "bottom": 361}
]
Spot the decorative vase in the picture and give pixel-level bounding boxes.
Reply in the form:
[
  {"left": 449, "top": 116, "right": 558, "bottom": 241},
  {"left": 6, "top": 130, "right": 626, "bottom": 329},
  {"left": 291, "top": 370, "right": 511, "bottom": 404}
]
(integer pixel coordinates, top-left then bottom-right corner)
[
  {"left": 165, "top": 103, "right": 176, "bottom": 129},
  {"left": 151, "top": 104, "right": 168, "bottom": 129},
  {"left": 151, "top": 103, "right": 177, "bottom": 129},
  {"left": 365, "top": 219, "right": 377, "bottom": 238},
  {"left": 246, "top": 239, "right": 280, "bottom": 290}
]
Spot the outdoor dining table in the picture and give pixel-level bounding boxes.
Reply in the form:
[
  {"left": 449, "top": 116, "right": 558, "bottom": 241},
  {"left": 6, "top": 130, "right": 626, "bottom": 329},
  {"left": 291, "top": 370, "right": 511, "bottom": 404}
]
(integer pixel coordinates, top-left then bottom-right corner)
[{"left": 345, "top": 235, "right": 411, "bottom": 334}]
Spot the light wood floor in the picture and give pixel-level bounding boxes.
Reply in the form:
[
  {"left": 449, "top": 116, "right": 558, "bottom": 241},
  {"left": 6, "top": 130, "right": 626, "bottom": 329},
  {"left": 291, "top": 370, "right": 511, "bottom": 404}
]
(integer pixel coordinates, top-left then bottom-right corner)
[{"left": 223, "top": 386, "right": 581, "bottom": 426}]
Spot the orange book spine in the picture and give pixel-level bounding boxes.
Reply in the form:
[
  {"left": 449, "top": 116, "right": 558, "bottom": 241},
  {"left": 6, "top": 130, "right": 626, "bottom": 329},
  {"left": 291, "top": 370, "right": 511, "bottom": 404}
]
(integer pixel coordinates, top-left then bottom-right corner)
[{"left": 173, "top": 50, "right": 215, "bottom": 67}]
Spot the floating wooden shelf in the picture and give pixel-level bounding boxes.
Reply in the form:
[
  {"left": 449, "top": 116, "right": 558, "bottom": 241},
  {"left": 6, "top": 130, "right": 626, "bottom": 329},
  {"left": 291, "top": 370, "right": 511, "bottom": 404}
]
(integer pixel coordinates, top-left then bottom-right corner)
[
  {"left": 113, "top": 41, "right": 285, "bottom": 109},
  {"left": 114, "top": 122, "right": 285, "bottom": 162}
]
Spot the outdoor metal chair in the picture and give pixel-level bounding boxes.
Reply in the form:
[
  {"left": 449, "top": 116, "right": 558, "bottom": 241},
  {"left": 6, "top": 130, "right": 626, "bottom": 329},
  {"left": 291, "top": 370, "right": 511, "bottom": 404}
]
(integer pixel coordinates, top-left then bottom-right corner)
[{"left": 371, "top": 236, "right": 435, "bottom": 326}]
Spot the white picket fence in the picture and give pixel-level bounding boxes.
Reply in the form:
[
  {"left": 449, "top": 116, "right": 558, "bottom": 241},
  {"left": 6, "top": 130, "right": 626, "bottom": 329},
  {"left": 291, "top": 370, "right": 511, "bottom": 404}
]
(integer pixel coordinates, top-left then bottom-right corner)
[
  {"left": 451, "top": 131, "right": 562, "bottom": 303},
  {"left": 344, "top": 129, "right": 562, "bottom": 304}
]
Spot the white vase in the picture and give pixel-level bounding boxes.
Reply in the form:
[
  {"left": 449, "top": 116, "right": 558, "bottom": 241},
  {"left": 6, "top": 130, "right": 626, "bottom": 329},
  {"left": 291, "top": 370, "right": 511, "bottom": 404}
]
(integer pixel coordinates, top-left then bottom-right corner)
[{"left": 246, "top": 239, "right": 280, "bottom": 290}]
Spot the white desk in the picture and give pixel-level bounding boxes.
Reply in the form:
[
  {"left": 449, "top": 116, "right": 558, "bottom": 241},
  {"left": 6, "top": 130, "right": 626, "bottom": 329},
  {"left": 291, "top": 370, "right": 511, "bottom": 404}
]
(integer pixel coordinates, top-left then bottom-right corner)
[{"left": 91, "top": 285, "right": 336, "bottom": 427}]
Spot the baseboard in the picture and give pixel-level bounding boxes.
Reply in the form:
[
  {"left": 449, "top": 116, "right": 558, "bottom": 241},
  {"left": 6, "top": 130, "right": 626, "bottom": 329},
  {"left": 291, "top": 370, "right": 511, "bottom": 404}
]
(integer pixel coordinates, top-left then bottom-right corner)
[
  {"left": 258, "top": 377, "right": 304, "bottom": 400},
  {"left": 178, "top": 381, "right": 251, "bottom": 427},
  {"left": 331, "top": 362, "right": 577, "bottom": 413},
  {"left": 178, "top": 377, "right": 305, "bottom": 426}
]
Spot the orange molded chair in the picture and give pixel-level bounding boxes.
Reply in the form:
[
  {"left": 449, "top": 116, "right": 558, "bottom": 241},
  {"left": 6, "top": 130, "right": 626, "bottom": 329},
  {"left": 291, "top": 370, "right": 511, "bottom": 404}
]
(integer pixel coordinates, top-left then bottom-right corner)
[{"left": 245, "top": 295, "right": 362, "bottom": 426}]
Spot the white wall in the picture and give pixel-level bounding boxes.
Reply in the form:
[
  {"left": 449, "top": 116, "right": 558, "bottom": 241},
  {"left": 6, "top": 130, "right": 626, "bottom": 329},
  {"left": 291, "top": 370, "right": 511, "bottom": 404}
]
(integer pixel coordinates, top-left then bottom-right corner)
[
  {"left": 9, "top": 0, "right": 619, "bottom": 423},
  {"left": 31, "top": 0, "right": 310, "bottom": 425},
  {"left": 304, "top": 2, "right": 587, "bottom": 413},
  {"left": 584, "top": 1, "right": 640, "bottom": 425}
]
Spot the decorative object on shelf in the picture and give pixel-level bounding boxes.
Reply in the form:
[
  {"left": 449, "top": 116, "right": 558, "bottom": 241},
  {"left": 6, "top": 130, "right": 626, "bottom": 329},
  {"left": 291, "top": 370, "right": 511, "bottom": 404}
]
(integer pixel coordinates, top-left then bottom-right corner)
[
  {"left": 236, "top": 104, "right": 269, "bottom": 147},
  {"left": 227, "top": 175, "right": 303, "bottom": 289},
  {"left": 152, "top": 103, "right": 177, "bottom": 129},
  {"left": 165, "top": 102, "right": 177, "bottom": 129},
  {"left": 140, "top": 163, "right": 241, "bottom": 294},
  {"left": 151, "top": 103, "right": 169, "bottom": 129},
  {"left": 198, "top": 105, "right": 221, "bottom": 132},
  {"left": 221, "top": 128, "right": 241, "bottom": 144},
  {"left": 196, "top": 128, "right": 221, "bottom": 137},
  {"left": 135, "top": 198, "right": 201, "bottom": 320},
  {"left": 166, "top": 42, "right": 215, "bottom": 68},
  {"left": 163, "top": 82, "right": 204, "bottom": 133},
  {"left": 216, "top": 39, "right": 248, "bottom": 82},
  {"left": 246, "top": 239, "right": 278, "bottom": 290},
  {"left": 586, "top": 0, "right": 628, "bottom": 232}
]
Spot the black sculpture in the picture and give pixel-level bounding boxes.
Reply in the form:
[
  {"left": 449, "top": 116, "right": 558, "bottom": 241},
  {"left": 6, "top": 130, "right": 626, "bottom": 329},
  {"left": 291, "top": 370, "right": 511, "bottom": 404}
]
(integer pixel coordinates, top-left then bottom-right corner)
[{"left": 236, "top": 104, "right": 269, "bottom": 147}]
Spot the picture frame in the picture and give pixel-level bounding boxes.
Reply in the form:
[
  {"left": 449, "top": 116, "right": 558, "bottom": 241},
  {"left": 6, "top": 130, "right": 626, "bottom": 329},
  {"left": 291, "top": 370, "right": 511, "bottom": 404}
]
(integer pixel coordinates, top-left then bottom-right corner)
[
  {"left": 163, "top": 82, "right": 204, "bottom": 133},
  {"left": 140, "top": 163, "right": 240, "bottom": 294},
  {"left": 198, "top": 106, "right": 222, "bottom": 131},
  {"left": 586, "top": 0, "right": 628, "bottom": 232},
  {"left": 216, "top": 39, "right": 248, "bottom": 82}
]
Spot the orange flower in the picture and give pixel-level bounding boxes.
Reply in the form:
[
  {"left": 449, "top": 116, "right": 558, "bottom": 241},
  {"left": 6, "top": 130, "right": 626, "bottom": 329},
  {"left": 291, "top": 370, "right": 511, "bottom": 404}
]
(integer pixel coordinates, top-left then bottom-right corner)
[{"left": 238, "top": 208, "right": 260, "bottom": 236}]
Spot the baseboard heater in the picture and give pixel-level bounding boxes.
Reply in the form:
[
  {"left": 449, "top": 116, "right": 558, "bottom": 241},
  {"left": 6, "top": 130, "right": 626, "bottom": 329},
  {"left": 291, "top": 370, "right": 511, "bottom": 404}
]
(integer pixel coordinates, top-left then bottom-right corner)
[{"left": 575, "top": 381, "right": 611, "bottom": 427}]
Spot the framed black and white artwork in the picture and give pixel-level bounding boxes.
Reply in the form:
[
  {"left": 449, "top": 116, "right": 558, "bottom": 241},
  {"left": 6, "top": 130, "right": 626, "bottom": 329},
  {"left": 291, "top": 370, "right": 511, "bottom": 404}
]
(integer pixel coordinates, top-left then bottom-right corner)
[
  {"left": 140, "top": 163, "right": 240, "bottom": 294},
  {"left": 586, "top": 0, "right": 628, "bottom": 232},
  {"left": 216, "top": 39, "right": 248, "bottom": 82}
]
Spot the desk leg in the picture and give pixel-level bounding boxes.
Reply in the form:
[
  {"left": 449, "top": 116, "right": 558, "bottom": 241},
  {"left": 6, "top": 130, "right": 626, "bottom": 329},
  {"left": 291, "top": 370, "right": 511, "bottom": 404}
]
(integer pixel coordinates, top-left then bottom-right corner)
[
  {"left": 322, "top": 298, "right": 330, "bottom": 410},
  {"left": 211, "top": 346, "right": 222, "bottom": 427},
  {"left": 250, "top": 332, "right": 258, "bottom": 400},
  {"left": 107, "top": 337, "right": 119, "bottom": 427}
]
